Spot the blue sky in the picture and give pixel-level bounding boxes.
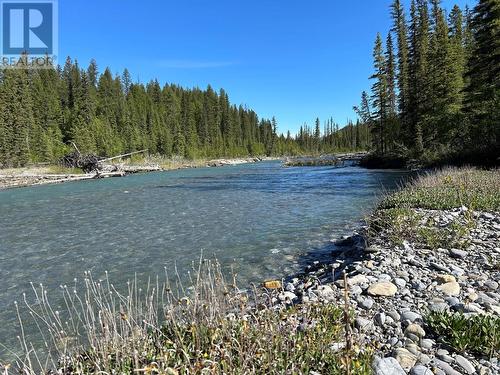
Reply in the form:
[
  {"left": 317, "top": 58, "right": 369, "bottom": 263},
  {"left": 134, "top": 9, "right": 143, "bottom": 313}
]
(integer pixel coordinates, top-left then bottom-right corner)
[{"left": 59, "top": 0, "right": 474, "bottom": 134}]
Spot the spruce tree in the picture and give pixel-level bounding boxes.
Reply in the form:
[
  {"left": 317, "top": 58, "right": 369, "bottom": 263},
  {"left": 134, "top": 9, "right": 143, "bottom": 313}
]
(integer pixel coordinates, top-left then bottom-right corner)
[
  {"left": 370, "top": 33, "right": 388, "bottom": 153},
  {"left": 463, "top": 0, "right": 500, "bottom": 153},
  {"left": 391, "top": 0, "right": 410, "bottom": 140}
]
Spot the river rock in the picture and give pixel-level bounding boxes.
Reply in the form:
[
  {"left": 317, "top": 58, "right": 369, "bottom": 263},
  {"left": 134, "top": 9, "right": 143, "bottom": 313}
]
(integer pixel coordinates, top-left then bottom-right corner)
[
  {"left": 368, "top": 282, "right": 398, "bottom": 297},
  {"left": 373, "top": 356, "right": 406, "bottom": 375},
  {"left": 315, "top": 285, "right": 335, "bottom": 301},
  {"left": 484, "top": 280, "right": 499, "bottom": 291},
  {"left": 421, "top": 339, "right": 434, "bottom": 350},
  {"left": 359, "top": 297, "right": 374, "bottom": 310},
  {"left": 393, "top": 348, "right": 417, "bottom": 371},
  {"left": 410, "top": 365, "right": 433, "bottom": 375},
  {"left": 436, "top": 274, "right": 456, "bottom": 283},
  {"left": 436, "top": 281, "right": 461, "bottom": 296},
  {"left": 400, "top": 310, "right": 422, "bottom": 322},
  {"left": 355, "top": 317, "right": 374, "bottom": 332},
  {"left": 348, "top": 274, "right": 369, "bottom": 285},
  {"left": 405, "top": 323, "right": 425, "bottom": 338},
  {"left": 449, "top": 248, "right": 467, "bottom": 258},
  {"left": 455, "top": 355, "right": 476, "bottom": 374},
  {"left": 433, "top": 358, "right": 462, "bottom": 375},
  {"left": 278, "top": 291, "right": 297, "bottom": 303}
]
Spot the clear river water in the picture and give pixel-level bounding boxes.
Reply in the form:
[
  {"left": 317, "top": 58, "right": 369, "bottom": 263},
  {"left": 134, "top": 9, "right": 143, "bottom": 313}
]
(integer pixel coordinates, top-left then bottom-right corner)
[{"left": 0, "top": 161, "right": 409, "bottom": 358}]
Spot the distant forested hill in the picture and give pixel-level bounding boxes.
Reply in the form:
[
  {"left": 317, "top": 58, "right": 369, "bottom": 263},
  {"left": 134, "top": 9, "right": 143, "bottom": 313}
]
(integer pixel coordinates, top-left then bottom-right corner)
[{"left": 0, "top": 58, "right": 367, "bottom": 168}]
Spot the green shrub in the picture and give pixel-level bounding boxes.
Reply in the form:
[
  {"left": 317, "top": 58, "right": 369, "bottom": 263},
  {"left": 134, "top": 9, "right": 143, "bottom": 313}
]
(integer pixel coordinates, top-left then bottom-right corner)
[{"left": 426, "top": 311, "right": 500, "bottom": 356}]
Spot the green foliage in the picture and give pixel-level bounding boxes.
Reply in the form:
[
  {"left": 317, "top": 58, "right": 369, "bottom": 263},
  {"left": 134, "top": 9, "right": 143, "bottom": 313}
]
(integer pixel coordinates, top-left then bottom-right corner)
[
  {"left": 0, "top": 58, "right": 367, "bottom": 168},
  {"left": 74, "top": 304, "right": 372, "bottom": 375},
  {"left": 380, "top": 168, "right": 500, "bottom": 211},
  {"left": 426, "top": 311, "right": 500, "bottom": 356},
  {"left": 358, "top": 0, "right": 500, "bottom": 164}
]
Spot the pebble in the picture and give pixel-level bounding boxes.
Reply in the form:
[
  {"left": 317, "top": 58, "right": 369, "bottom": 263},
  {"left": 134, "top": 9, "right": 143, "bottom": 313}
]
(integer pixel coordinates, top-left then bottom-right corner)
[
  {"left": 449, "top": 248, "right": 468, "bottom": 258},
  {"left": 368, "top": 282, "right": 398, "bottom": 297},
  {"left": 420, "top": 339, "right": 434, "bottom": 350},
  {"left": 315, "top": 285, "right": 336, "bottom": 301},
  {"left": 436, "top": 281, "right": 461, "bottom": 296},
  {"left": 355, "top": 317, "right": 374, "bottom": 332},
  {"left": 394, "top": 278, "right": 407, "bottom": 288},
  {"left": 373, "top": 356, "right": 406, "bottom": 375},
  {"left": 433, "top": 358, "right": 462, "bottom": 375},
  {"left": 484, "top": 280, "right": 499, "bottom": 291},
  {"left": 359, "top": 297, "right": 375, "bottom": 310},
  {"left": 405, "top": 323, "right": 425, "bottom": 338},
  {"left": 455, "top": 355, "right": 476, "bottom": 374},
  {"left": 278, "top": 291, "right": 297, "bottom": 303},
  {"left": 393, "top": 348, "right": 417, "bottom": 371},
  {"left": 410, "top": 365, "right": 433, "bottom": 375},
  {"left": 400, "top": 311, "right": 422, "bottom": 322},
  {"left": 374, "top": 312, "right": 386, "bottom": 326}
]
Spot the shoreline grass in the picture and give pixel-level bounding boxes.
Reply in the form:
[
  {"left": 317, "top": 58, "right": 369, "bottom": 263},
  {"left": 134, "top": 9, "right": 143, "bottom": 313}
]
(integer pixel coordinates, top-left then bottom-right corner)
[
  {"left": 2, "top": 260, "right": 372, "bottom": 374},
  {"left": 380, "top": 167, "right": 500, "bottom": 212}
]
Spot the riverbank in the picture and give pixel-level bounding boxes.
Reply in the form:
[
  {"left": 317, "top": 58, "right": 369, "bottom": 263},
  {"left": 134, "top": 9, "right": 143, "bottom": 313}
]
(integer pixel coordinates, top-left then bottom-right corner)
[
  {"left": 3, "top": 167, "right": 499, "bottom": 374},
  {"left": 280, "top": 167, "right": 500, "bottom": 374},
  {"left": 0, "top": 156, "right": 277, "bottom": 190}
]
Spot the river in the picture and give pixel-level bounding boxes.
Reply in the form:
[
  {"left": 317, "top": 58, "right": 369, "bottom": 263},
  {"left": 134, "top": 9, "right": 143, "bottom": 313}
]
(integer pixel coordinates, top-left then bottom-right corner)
[{"left": 0, "top": 161, "right": 408, "bottom": 358}]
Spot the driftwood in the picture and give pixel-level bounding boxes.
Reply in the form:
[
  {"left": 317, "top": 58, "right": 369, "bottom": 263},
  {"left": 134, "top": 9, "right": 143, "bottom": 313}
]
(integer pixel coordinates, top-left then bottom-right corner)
[
  {"left": 60, "top": 151, "right": 100, "bottom": 173},
  {"left": 0, "top": 171, "right": 126, "bottom": 190},
  {"left": 60, "top": 148, "right": 148, "bottom": 173},
  {"left": 99, "top": 149, "right": 148, "bottom": 163}
]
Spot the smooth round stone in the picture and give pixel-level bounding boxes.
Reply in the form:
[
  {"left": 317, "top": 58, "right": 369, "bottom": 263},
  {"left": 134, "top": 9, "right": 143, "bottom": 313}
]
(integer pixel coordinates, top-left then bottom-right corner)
[
  {"left": 421, "top": 339, "right": 434, "bottom": 350},
  {"left": 373, "top": 356, "right": 406, "bottom": 375},
  {"left": 368, "top": 282, "right": 398, "bottom": 297},
  {"left": 405, "top": 323, "right": 426, "bottom": 337},
  {"left": 394, "top": 277, "right": 407, "bottom": 288},
  {"left": 393, "top": 348, "right": 417, "bottom": 371},
  {"left": 388, "top": 310, "right": 401, "bottom": 322},
  {"left": 359, "top": 297, "right": 374, "bottom": 310},
  {"left": 350, "top": 285, "right": 363, "bottom": 295},
  {"left": 455, "top": 355, "right": 476, "bottom": 374},
  {"left": 484, "top": 280, "right": 499, "bottom": 291},
  {"left": 400, "top": 310, "right": 422, "bottom": 322},
  {"left": 405, "top": 343, "right": 421, "bottom": 356},
  {"left": 374, "top": 312, "right": 386, "bottom": 326},
  {"left": 412, "top": 281, "right": 427, "bottom": 291},
  {"left": 436, "top": 281, "right": 461, "bottom": 296},
  {"left": 445, "top": 296, "right": 460, "bottom": 306},
  {"left": 437, "top": 352, "right": 455, "bottom": 363},
  {"left": 410, "top": 365, "right": 433, "bottom": 375}
]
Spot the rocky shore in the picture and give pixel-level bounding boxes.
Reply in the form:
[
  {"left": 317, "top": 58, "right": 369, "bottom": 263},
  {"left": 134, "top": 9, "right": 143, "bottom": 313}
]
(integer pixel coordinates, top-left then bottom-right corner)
[
  {"left": 0, "top": 157, "right": 278, "bottom": 190},
  {"left": 270, "top": 206, "right": 499, "bottom": 374}
]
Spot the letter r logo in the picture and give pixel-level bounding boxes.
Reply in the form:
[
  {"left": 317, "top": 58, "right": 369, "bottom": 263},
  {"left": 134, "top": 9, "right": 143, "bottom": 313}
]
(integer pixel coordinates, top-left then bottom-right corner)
[{"left": 1, "top": 1, "right": 55, "bottom": 55}]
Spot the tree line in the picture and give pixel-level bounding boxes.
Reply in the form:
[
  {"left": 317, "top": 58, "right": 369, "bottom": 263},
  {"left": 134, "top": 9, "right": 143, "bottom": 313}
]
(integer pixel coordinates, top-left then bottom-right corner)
[
  {"left": 0, "top": 57, "right": 368, "bottom": 168},
  {"left": 356, "top": 0, "right": 499, "bottom": 163}
]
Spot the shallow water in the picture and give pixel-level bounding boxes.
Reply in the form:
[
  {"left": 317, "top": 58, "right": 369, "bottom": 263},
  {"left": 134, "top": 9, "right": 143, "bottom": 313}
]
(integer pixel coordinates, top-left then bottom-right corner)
[{"left": 0, "top": 161, "right": 408, "bottom": 357}]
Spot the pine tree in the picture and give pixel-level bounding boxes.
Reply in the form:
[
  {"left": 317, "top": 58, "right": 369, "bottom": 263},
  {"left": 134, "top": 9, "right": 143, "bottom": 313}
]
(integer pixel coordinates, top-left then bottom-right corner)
[
  {"left": 408, "top": 0, "right": 431, "bottom": 155},
  {"left": 428, "top": 0, "right": 452, "bottom": 145},
  {"left": 370, "top": 33, "right": 388, "bottom": 153},
  {"left": 463, "top": 0, "right": 500, "bottom": 153},
  {"left": 385, "top": 33, "right": 397, "bottom": 115},
  {"left": 391, "top": 0, "right": 410, "bottom": 138}
]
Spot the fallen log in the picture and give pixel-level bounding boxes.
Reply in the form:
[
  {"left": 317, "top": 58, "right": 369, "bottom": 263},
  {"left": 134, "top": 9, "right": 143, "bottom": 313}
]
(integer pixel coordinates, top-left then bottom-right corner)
[{"left": 99, "top": 149, "right": 148, "bottom": 163}]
